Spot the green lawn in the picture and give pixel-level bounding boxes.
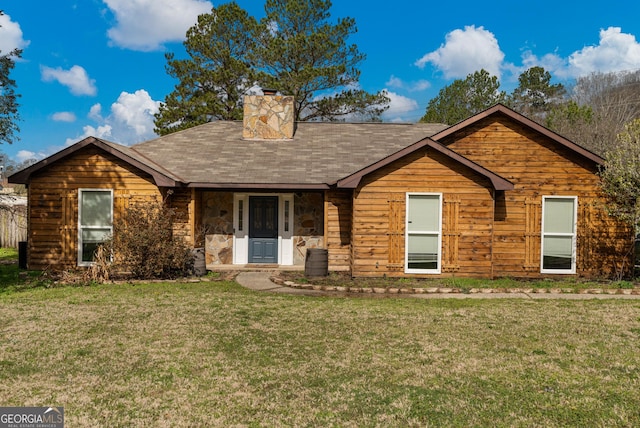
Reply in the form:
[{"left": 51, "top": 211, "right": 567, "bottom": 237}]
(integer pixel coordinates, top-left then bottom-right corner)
[
  {"left": 280, "top": 270, "right": 639, "bottom": 292},
  {"left": 1, "top": 277, "right": 639, "bottom": 427},
  {"left": 0, "top": 248, "right": 53, "bottom": 293}
]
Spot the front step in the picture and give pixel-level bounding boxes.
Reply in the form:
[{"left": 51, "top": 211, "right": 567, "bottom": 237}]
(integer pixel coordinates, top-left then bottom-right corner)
[{"left": 206, "top": 264, "right": 304, "bottom": 272}]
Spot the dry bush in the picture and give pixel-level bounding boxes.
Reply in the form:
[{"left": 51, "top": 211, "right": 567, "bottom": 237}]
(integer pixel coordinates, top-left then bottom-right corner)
[
  {"left": 99, "top": 198, "right": 194, "bottom": 280},
  {"left": 87, "top": 244, "right": 111, "bottom": 282}
]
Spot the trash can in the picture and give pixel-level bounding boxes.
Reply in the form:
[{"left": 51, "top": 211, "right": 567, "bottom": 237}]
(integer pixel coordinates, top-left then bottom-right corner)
[
  {"left": 192, "top": 247, "right": 206, "bottom": 276},
  {"left": 304, "top": 248, "right": 328, "bottom": 277},
  {"left": 18, "top": 241, "right": 27, "bottom": 269}
]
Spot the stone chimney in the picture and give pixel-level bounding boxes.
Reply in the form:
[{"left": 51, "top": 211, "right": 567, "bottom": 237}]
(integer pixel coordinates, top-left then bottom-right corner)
[{"left": 243, "top": 90, "right": 295, "bottom": 140}]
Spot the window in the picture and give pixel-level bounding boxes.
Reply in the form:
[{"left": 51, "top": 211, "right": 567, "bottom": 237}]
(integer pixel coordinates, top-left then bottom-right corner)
[
  {"left": 541, "top": 196, "right": 577, "bottom": 273},
  {"left": 405, "top": 193, "right": 442, "bottom": 273},
  {"left": 78, "top": 189, "right": 113, "bottom": 266},
  {"left": 284, "top": 200, "right": 290, "bottom": 232}
]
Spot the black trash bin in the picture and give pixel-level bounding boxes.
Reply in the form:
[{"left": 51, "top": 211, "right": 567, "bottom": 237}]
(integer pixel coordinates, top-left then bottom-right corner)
[
  {"left": 18, "top": 241, "right": 27, "bottom": 269},
  {"left": 305, "top": 248, "right": 328, "bottom": 277},
  {"left": 192, "top": 247, "right": 206, "bottom": 276}
]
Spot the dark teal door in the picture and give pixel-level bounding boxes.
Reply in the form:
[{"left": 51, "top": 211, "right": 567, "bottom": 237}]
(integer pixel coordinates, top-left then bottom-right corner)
[{"left": 249, "top": 196, "right": 278, "bottom": 263}]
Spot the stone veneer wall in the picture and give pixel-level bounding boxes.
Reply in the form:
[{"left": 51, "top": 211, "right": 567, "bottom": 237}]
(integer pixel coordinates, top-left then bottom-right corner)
[
  {"left": 202, "top": 192, "right": 234, "bottom": 265},
  {"left": 243, "top": 95, "right": 294, "bottom": 140},
  {"left": 201, "top": 191, "right": 324, "bottom": 266},
  {"left": 293, "top": 192, "right": 324, "bottom": 265}
]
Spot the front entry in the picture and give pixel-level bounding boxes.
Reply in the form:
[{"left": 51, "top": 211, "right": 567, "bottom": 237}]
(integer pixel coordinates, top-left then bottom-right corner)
[{"left": 248, "top": 196, "right": 278, "bottom": 263}]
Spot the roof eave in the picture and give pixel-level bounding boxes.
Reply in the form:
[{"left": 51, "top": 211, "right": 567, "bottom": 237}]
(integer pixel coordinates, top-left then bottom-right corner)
[
  {"left": 185, "top": 182, "right": 330, "bottom": 190},
  {"left": 336, "top": 137, "right": 514, "bottom": 191}
]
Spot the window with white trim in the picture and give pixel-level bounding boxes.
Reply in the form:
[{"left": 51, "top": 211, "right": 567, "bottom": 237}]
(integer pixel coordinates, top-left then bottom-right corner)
[
  {"left": 541, "top": 196, "right": 577, "bottom": 274},
  {"left": 78, "top": 189, "right": 113, "bottom": 266},
  {"left": 405, "top": 193, "right": 442, "bottom": 273}
]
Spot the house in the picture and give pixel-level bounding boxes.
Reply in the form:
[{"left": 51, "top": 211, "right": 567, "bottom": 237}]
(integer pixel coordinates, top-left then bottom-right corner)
[{"left": 9, "top": 94, "right": 633, "bottom": 278}]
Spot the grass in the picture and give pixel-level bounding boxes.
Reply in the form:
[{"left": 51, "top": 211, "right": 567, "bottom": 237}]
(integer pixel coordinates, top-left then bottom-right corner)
[
  {"left": 0, "top": 247, "right": 18, "bottom": 261},
  {"left": 1, "top": 274, "right": 640, "bottom": 426},
  {"left": 0, "top": 248, "right": 54, "bottom": 293},
  {"left": 280, "top": 270, "right": 640, "bottom": 292}
]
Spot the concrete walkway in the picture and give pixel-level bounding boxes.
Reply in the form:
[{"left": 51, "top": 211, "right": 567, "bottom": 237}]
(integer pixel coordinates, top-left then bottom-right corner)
[
  {"left": 235, "top": 272, "right": 640, "bottom": 300},
  {"left": 235, "top": 271, "right": 326, "bottom": 296}
]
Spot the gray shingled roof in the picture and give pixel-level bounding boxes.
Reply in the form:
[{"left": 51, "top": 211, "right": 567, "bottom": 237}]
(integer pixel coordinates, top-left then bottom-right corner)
[
  {"left": 8, "top": 105, "right": 597, "bottom": 190},
  {"left": 131, "top": 121, "right": 448, "bottom": 187},
  {"left": 99, "top": 139, "right": 183, "bottom": 183}
]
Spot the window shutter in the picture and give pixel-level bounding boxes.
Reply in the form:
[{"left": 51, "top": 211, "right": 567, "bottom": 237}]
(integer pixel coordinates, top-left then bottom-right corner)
[
  {"left": 387, "top": 195, "right": 404, "bottom": 269},
  {"left": 524, "top": 198, "right": 541, "bottom": 271},
  {"left": 114, "top": 190, "right": 130, "bottom": 222},
  {"left": 442, "top": 196, "right": 460, "bottom": 272},
  {"left": 61, "top": 190, "right": 77, "bottom": 264},
  {"left": 577, "top": 199, "right": 593, "bottom": 273}
]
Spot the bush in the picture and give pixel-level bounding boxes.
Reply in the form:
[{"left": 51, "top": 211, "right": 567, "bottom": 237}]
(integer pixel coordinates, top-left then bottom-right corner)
[{"left": 100, "top": 197, "right": 194, "bottom": 280}]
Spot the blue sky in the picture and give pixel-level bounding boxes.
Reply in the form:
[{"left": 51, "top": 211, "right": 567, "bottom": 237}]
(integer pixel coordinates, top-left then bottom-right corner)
[{"left": 1, "top": 0, "right": 640, "bottom": 163}]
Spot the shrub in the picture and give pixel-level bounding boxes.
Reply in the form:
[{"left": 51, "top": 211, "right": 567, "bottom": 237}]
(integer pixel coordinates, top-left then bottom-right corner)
[{"left": 100, "top": 197, "right": 194, "bottom": 280}]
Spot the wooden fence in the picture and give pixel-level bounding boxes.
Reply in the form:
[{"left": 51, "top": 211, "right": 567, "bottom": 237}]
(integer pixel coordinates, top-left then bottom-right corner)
[{"left": 0, "top": 196, "right": 27, "bottom": 248}]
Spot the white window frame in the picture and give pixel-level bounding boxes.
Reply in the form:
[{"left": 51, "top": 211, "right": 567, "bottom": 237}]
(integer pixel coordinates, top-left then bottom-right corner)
[
  {"left": 78, "top": 189, "right": 113, "bottom": 267},
  {"left": 279, "top": 194, "right": 294, "bottom": 265},
  {"left": 541, "top": 195, "right": 577, "bottom": 274},
  {"left": 233, "top": 194, "right": 249, "bottom": 264},
  {"left": 405, "top": 192, "right": 442, "bottom": 274}
]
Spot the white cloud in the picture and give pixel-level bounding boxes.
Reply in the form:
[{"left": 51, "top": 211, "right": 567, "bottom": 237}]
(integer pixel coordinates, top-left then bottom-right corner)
[
  {"left": 41, "top": 65, "right": 97, "bottom": 96},
  {"left": 564, "top": 27, "right": 640, "bottom": 78},
  {"left": 520, "top": 51, "right": 565, "bottom": 74},
  {"left": 65, "top": 125, "right": 113, "bottom": 146},
  {"left": 51, "top": 112, "right": 76, "bottom": 122},
  {"left": 110, "top": 90, "right": 161, "bottom": 137},
  {"left": 66, "top": 89, "right": 160, "bottom": 146},
  {"left": 386, "top": 75, "right": 404, "bottom": 88},
  {"left": 412, "top": 80, "right": 432, "bottom": 91},
  {"left": 15, "top": 150, "right": 38, "bottom": 163},
  {"left": 104, "top": 0, "right": 212, "bottom": 51},
  {"left": 381, "top": 90, "right": 419, "bottom": 122},
  {"left": 88, "top": 103, "right": 103, "bottom": 121},
  {"left": 415, "top": 25, "right": 505, "bottom": 79},
  {"left": 0, "top": 13, "right": 30, "bottom": 55},
  {"left": 385, "top": 75, "right": 431, "bottom": 91},
  {"left": 514, "top": 27, "right": 640, "bottom": 81}
]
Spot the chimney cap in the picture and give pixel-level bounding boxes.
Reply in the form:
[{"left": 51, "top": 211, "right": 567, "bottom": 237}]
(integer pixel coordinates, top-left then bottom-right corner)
[{"left": 262, "top": 88, "right": 278, "bottom": 96}]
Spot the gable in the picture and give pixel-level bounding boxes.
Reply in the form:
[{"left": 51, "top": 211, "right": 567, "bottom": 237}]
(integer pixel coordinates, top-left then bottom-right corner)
[
  {"left": 28, "top": 145, "right": 158, "bottom": 189},
  {"left": 432, "top": 105, "right": 604, "bottom": 169},
  {"left": 351, "top": 146, "right": 499, "bottom": 278},
  {"left": 9, "top": 137, "right": 179, "bottom": 187},
  {"left": 439, "top": 114, "right": 601, "bottom": 184},
  {"left": 337, "top": 137, "right": 513, "bottom": 191},
  {"left": 357, "top": 146, "right": 498, "bottom": 193}
]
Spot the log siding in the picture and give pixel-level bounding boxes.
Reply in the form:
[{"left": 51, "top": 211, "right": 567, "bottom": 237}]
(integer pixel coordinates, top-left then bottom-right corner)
[
  {"left": 27, "top": 146, "right": 161, "bottom": 270},
  {"left": 441, "top": 115, "right": 632, "bottom": 278},
  {"left": 351, "top": 148, "right": 495, "bottom": 278}
]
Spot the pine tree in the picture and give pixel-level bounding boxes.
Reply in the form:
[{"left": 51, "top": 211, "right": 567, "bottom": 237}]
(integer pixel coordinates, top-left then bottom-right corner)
[
  {"left": 0, "top": 11, "right": 21, "bottom": 144},
  {"left": 155, "top": 0, "right": 388, "bottom": 134}
]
